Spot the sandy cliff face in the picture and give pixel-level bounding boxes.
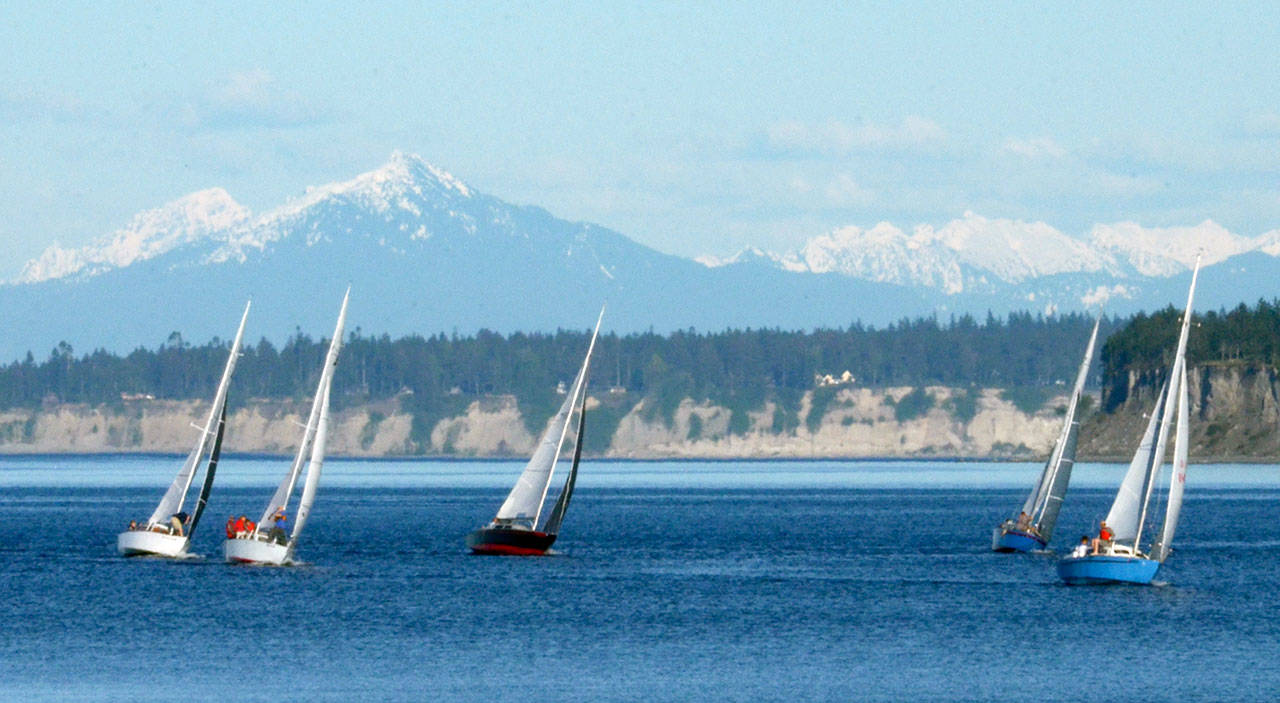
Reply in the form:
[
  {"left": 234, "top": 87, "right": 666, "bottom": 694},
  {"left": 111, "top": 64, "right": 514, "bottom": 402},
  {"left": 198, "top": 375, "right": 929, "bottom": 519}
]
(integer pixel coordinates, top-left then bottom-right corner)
[
  {"left": 0, "top": 385, "right": 1068, "bottom": 459},
  {"left": 1081, "top": 363, "right": 1280, "bottom": 460}
]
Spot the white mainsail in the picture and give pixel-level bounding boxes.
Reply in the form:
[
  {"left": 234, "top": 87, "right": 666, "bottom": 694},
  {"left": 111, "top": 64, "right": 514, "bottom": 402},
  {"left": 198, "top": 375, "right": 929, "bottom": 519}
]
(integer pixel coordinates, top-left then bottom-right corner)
[
  {"left": 291, "top": 383, "right": 330, "bottom": 546},
  {"left": 1152, "top": 363, "right": 1189, "bottom": 562},
  {"left": 1105, "top": 383, "right": 1167, "bottom": 543},
  {"left": 495, "top": 307, "right": 604, "bottom": 527},
  {"left": 1105, "top": 256, "right": 1200, "bottom": 553},
  {"left": 259, "top": 289, "right": 348, "bottom": 530},
  {"left": 147, "top": 302, "right": 250, "bottom": 526},
  {"left": 1020, "top": 317, "right": 1100, "bottom": 539}
]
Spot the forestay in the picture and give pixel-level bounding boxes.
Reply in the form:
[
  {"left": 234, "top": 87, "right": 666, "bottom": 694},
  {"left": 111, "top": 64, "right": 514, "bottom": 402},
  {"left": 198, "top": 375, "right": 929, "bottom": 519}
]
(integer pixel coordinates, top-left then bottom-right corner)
[
  {"left": 496, "top": 307, "right": 604, "bottom": 526},
  {"left": 147, "top": 302, "right": 250, "bottom": 526}
]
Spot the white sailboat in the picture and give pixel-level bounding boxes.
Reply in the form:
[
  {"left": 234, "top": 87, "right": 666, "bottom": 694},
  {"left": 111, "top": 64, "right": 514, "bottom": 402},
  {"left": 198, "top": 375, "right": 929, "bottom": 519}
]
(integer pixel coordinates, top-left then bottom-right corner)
[
  {"left": 466, "top": 306, "right": 603, "bottom": 555},
  {"left": 224, "top": 289, "right": 349, "bottom": 565},
  {"left": 117, "top": 302, "right": 250, "bottom": 558},
  {"left": 993, "top": 317, "right": 1100, "bottom": 552},
  {"left": 1058, "top": 257, "right": 1200, "bottom": 585}
]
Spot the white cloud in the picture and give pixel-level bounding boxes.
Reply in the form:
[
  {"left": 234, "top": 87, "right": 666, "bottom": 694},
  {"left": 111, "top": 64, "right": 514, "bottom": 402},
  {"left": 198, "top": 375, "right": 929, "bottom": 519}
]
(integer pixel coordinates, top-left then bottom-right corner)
[
  {"left": 822, "top": 173, "right": 874, "bottom": 207},
  {"left": 1002, "top": 136, "right": 1067, "bottom": 159},
  {"left": 186, "top": 69, "right": 326, "bottom": 130},
  {"left": 766, "top": 115, "right": 946, "bottom": 154}
]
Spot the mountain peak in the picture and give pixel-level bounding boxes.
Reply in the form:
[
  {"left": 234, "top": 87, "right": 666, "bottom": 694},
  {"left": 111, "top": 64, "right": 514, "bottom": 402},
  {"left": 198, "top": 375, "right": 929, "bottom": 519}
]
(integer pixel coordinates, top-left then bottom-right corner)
[{"left": 15, "top": 187, "right": 250, "bottom": 284}]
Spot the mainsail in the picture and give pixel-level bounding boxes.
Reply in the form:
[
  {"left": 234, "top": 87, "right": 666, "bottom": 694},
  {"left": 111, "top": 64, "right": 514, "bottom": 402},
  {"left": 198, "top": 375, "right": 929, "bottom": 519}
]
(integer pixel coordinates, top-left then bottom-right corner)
[
  {"left": 1105, "top": 256, "right": 1200, "bottom": 555},
  {"left": 259, "top": 288, "right": 348, "bottom": 532},
  {"left": 542, "top": 378, "right": 588, "bottom": 535},
  {"left": 495, "top": 307, "right": 603, "bottom": 526},
  {"left": 146, "top": 302, "right": 250, "bottom": 526},
  {"left": 1151, "top": 363, "right": 1189, "bottom": 562},
  {"left": 1018, "top": 317, "right": 1100, "bottom": 541}
]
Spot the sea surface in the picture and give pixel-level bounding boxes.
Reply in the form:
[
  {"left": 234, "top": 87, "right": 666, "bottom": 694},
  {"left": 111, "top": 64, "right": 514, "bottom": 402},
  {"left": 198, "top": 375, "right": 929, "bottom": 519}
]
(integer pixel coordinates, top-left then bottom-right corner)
[{"left": 2, "top": 456, "right": 1280, "bottom": 701}]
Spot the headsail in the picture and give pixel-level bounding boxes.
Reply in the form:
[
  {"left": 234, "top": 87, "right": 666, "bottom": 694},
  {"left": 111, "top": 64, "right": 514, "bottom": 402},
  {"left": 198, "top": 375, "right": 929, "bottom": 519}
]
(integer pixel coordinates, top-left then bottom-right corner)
[
  {"left": 147, "top": 301, "right": 250, "bottom": 526},
  {"left": 542, "top": 379, "right": 588, "bottom": 535},
  {"left": 1020, "top": 317, "right": 1100, "bottom": 541},
  {"left": 1105, "top": 382, "right": 1167, "bottom": 544},
  {"left": 496, "top": 306, "right": 604, "bottom": 526},
  {"left": 188, "top": 401, "right": 228, "bottom": 537},
  {"left": 260, "top": 288, "right": 349, "bottom": 531}
]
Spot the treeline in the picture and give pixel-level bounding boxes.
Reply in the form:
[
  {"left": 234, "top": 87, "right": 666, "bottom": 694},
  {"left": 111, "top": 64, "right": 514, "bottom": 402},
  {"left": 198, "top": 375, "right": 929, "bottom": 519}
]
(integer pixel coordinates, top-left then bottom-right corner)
[
  {"left": 0, "top": 310, "right": 1110, "bottom": 417},
  {"left": 1100, "top": 299, "right": 1280, "bottom": 410}
]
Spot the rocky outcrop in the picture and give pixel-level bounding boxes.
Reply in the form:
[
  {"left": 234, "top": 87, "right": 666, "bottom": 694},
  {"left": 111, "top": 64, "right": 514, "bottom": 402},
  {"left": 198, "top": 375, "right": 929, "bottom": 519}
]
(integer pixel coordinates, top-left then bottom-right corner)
[{"left": 1080, "top": 362, "right": 1280, "bottom": 460}]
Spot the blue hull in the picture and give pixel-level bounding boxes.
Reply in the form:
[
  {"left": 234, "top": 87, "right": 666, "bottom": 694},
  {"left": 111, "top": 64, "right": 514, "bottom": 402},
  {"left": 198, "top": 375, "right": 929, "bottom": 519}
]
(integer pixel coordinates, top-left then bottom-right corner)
[
  {"left": 1057, "top": 555, "right": 1161, "bottom": 585},
  {"left": 991, "top": 527, "right": 1047, "bottom": 553}
]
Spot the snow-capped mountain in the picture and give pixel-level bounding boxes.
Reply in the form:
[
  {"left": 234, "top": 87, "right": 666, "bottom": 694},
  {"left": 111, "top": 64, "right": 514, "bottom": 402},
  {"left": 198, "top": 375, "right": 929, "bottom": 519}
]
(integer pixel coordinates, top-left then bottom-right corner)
[
  {"left": 5, "top": 151, "right": 1280, "bottom": 363},
  {"left": 0, "top": 152, "right": 926, "bottom": 361},
  {"left": 716, "top": 211, "right": 1280, "bottom": 304}
]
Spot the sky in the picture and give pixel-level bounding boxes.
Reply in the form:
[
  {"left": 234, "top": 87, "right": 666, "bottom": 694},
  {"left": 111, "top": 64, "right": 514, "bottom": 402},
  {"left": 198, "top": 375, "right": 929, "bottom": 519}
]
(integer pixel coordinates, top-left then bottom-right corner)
[{"left": 3, "top": 2, "right": 1280, "bottom": 278}]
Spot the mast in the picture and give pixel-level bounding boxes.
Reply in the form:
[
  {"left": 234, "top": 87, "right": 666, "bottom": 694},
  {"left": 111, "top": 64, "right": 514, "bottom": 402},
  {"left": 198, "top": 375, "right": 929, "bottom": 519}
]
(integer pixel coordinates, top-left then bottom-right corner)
[
  {"left": 261, "top": 288, "right": 349, "bottom": 528},
  {"left": 1025, "top": 317, "right": 1100, "bottom": 538},
  {"left": 1134, "top": 257, "right": 1199, "bottom": 554},
  {"left": 188, "top": 401, "right": 227, "bottom": 538},
  {"left": 1151, "top": 364, "right": 1189, "bottom": 562},
  {"left": 495, "top": 306, "right": 604, "bottom": 526},
  {"left": 542, "top": 379, "right": 588, "bottom": 535},
  {"left": 148, "top": 301, "right": 250, "bottom": 525}
]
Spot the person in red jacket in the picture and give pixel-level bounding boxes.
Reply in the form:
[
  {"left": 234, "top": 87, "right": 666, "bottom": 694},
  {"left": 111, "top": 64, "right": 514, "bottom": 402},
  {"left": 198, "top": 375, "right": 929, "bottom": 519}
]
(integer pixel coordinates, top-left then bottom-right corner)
[
  {"left": 1092, "top": 521, "right": 1115, "bottom": 555},
  {"left": 233, "top": 514, "right": 247, "bottom": 538},
  {"left": 226, "top": 516, "right": 236, "bottom": 539}
]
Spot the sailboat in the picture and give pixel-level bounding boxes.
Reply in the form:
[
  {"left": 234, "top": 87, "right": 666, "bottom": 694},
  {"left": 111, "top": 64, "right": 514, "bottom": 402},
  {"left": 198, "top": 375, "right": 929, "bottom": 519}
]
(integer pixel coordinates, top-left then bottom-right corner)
[
  {"left": 466, "top": 307, "right": 603, "bottom": 555},
  {"left": 992, "top": 317, "right": 1101, "bottom": 552},
  {"left": 1058, "top": 258, "right": 1200, "bottom": 585},
  {"left": 117, "top": 302, "right": 250, "bottom": 557},
  {"left": 224, "top": 289, "right": 348, "bottom": 565}
]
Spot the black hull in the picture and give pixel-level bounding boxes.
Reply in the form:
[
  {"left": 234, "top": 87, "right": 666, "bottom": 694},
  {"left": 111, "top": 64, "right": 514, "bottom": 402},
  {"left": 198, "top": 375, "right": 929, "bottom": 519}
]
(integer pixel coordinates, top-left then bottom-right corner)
[{"left": 466, "top": 527, "right": 557, "bottom": 555}]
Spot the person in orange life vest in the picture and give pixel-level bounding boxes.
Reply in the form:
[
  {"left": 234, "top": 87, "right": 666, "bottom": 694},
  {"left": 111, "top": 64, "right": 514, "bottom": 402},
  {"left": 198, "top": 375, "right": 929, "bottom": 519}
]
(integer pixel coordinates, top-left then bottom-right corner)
[
  {"left": 1092, "top": 521, "right": 1115, "bottom": 555},
  {"left": 246, "top": 519, "right": 257, "bottom": 536},
  {"left": 233, "top": 514, "right": 247, "bottom": 537},
  {"left": 226, "top": 516, "right": 236, "bottom": 539}
]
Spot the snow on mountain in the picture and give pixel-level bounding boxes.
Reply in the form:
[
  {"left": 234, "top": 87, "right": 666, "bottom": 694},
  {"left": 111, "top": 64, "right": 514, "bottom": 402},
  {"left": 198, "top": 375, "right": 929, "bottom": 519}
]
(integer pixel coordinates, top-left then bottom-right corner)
[
  {"left": 1087, "top": 220, "right": 1256, "bottom": 277},
  {"left": 17, "top": 188, "right": 249, "bottom": 284},
  {"left": 751, "top": 213, "right": 1280, "bottom": 299},
  {"left": 787, "top": 213, "right": 1116, "bottom": 294}
]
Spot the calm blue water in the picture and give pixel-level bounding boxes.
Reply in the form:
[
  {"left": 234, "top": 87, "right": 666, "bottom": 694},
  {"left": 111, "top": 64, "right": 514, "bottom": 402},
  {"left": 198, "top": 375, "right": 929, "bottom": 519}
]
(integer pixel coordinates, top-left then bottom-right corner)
[{"left": 3, "top": 456, "right": 1280, "bottom": 701}]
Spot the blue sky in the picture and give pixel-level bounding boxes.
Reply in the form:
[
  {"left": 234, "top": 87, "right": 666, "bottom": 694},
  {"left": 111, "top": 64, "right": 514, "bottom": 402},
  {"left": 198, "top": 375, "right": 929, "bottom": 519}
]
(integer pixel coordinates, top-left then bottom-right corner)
[{"left": 3, "top": 2, "right": 1280, "bottom": 277}]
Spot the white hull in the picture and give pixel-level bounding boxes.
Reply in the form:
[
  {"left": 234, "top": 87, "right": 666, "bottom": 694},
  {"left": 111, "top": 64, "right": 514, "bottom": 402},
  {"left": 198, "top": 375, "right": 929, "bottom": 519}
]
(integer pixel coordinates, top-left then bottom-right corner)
[
  {"left": 117, "top": 530, "right": 189, "bottom": 558},
  {"left": 224, "top": 537, "right": 291, "bottom": 565}
]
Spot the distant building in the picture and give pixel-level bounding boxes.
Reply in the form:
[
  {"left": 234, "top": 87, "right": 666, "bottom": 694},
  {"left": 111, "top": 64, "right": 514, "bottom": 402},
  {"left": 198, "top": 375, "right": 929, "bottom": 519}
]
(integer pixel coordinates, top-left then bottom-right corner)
[
  {"left": 120, "top": 392, "right": 156, "bottom": 401},
  {"left": 814, "top": 370, "right": 856, "bottom": 388}
]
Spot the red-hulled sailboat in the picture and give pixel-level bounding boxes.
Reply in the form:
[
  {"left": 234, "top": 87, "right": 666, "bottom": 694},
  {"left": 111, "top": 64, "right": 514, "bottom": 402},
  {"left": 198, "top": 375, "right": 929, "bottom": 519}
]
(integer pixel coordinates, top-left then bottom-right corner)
[{"left": 466, "top": 307, "right": 602, "bottom": 555}]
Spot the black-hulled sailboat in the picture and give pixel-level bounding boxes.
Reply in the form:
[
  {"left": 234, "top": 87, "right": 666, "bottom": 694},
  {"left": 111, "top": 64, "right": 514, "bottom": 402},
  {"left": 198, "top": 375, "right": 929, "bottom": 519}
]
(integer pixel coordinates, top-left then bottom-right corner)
[
  {"left": 466, "top": 307, "right": 602, "bottom": 555},
  {"left": 992, "top": 316, "right": 1100, "bottom": 552}
]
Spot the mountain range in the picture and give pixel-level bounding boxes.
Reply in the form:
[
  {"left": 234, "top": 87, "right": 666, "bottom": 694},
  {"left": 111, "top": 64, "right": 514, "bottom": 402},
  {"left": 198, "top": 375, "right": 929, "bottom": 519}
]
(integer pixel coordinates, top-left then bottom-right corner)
[{"left": 5, "top": 151, "right": 1279, "bottom": 362}]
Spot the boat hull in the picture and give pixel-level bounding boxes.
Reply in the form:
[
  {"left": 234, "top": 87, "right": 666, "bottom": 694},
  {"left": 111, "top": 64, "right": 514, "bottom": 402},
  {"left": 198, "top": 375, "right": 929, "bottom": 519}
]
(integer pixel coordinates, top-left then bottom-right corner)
[
  {"left": 224, "top": 537, "right": 291, "bottom": 565},
  {"left": 1058, "top": 555, "right": 1161, "bottom": 585},
  {"left": 466, "top": 527, "right": 557, "bottom": 555},
  {"left": 117, "top": 530, "right": 189, "bottom": 558},
  {"left": 992, "top": 526, "right": 1047, "bottom": 553}
]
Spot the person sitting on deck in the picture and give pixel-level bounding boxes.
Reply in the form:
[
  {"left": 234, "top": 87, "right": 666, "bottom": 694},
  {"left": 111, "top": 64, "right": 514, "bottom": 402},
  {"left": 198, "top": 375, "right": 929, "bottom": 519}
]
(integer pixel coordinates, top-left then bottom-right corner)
[
  {"left": 1015, "top": 511, "right": 1032, "bottom": 531},
  {"left": 268, "top": 509, "right": 288, "bottom": 545},
  {"left": 168, "top": 513, "right": 185, "bottom": 537},
  {"left": 246, "top": 519, "right": 257, "bottom": 537},
  {"left": 1071, "top": 536, "right": 1090, "bottom": 558},
  {"left": 233, "top": 514, "right": 247, "bottom": 538},
  {"left": 1091, "top": 521, "right": 1115, "bottom": 555},
  {"left": 226, "top": 516, "right": 236, "bottom": 539},
  {"left": 128, "top": 520, "right": 138, "bottom": 531}
]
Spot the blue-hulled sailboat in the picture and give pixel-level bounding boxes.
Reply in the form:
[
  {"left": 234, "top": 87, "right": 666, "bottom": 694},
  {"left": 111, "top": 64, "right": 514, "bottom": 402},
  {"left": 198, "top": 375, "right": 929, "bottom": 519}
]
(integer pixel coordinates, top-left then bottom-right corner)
[
  {"left": 1058, "top": 257, "right": 1200, "bottom": 585},
  {"left": 993, "top": 316, "right": 1100, "bottom": 553}
]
